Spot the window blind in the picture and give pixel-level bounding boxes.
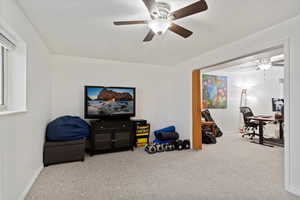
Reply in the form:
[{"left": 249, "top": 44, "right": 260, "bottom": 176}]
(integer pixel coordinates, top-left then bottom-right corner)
[{"left": 0, "top": 32, "right": 16, "bottom": 50}]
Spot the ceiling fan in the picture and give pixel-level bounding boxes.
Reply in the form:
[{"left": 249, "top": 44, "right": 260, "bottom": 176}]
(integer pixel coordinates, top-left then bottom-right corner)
[
  {"left": 113, "top": 0, "right": 208, "bottom": 42},
  {"left": 255, "top": 57, "right": 284, "bottom": 71}
]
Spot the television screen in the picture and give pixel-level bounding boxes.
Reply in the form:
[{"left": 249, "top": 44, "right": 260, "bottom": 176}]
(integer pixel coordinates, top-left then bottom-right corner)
[
  {"left": 85, "top": 86, "right": 135, "bottom": 118},
  {"left": 272, "top": 98, "right": 284, "bottom": 112}
]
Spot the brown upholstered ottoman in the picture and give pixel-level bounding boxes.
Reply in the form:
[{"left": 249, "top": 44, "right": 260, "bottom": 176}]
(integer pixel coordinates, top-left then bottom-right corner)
[{"left": 43, "top": 139, "right": 85, "bottom": 166}]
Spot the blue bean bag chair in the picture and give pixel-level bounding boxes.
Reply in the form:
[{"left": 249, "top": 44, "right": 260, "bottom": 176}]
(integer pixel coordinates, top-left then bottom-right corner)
[{"left": 46, "top": 116, "right": 91, "bottom": 141}]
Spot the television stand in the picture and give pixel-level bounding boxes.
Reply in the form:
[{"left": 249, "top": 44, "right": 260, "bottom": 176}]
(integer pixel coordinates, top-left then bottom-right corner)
[{"left": 87, "top": 118, "right": 134, "bottom": 156}]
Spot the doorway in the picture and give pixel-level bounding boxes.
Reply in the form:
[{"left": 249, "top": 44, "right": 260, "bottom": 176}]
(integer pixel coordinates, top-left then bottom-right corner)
[
  {"left": 191, "top": 44, "right": 291, "bottom": 191},
  {"left": 192, "top": 45, "right": 287, "bottom": 150}
]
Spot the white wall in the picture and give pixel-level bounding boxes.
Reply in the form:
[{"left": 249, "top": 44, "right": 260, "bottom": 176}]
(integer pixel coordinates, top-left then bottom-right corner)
[
  {"left": 232, "top": 68, "right": 284, "bottom": 114},
  {"left": 0, "top": 0, "right": 52, "bottom": 199},
  {"left": 174, "top": 14, "right": 300, "bottom": 195},
  {"left": 203, "top": 68, "right": 284, "bottom": 135},
  {"left": 51, "top": 55, "right": 177, "bottom": 133}
]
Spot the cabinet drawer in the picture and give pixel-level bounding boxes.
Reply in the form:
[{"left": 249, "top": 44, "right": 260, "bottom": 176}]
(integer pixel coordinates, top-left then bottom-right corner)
[
  {"left": 120, "top": 122, "right": 131, "bottom": 128},
  {"left": 93, "top": 123, "right": 107, "bottom": 130},
  {"left": 93, "top": 120, "right": 132, "bottom": 130}
]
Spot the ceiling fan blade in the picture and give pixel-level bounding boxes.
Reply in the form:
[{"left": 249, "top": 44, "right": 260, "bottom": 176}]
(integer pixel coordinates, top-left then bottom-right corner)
[
  {"left": 169, "top": 23, "right": 193, "bottom": 38},
  {"left": 143, "top": 30, "right": 155, "bottom": 42},
  {"left": 272, "top": 60, "right": 284, "bottom": 64},
  {"left": 171, "top": 0, "right": 208, "bottom": 20},
  {"left": 113, "top": 20, "right": 148, "bottom": 25},
  {"left": 142, "top": 0, "right": 160, "bottom": 18},
  {"left": 272, "top": 64, "right": 284, "bottom": 67}
]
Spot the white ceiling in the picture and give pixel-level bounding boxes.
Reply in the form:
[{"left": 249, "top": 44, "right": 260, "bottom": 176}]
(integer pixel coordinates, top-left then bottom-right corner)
[{"left": 17, "top": 0, "right": 300, "bottom": 66}]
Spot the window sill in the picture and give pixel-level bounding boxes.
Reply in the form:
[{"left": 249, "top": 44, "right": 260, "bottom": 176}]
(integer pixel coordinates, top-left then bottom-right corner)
[{"left": 0, "top": 109, "right": 27, "bottom": 116}]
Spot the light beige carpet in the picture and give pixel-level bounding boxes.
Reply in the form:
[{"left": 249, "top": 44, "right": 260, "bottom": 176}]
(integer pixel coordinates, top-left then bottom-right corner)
[{"left": 26, "top": 133, "right": 299, "bottom": 200}]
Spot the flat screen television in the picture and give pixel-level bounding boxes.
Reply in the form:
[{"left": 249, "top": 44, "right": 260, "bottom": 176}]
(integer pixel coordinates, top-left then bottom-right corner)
[{"left": 84, "top": 86, "right": 136, "bottom": 119}]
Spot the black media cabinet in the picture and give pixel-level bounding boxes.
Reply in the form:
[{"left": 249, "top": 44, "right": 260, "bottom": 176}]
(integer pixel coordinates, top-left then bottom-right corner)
[{"left": 88, "top": 119, "right": 134, "bottom": 156}]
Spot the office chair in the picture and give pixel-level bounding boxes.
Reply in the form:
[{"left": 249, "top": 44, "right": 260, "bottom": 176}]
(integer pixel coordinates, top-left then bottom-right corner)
[{"left": 240, "top": 107, "right": 261, "bottom": 139}]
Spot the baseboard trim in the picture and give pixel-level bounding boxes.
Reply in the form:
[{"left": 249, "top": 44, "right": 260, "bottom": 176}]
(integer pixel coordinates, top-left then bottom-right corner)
[
  {"left": 287, "top": 185, "right": 300, "bottom": 196},
  {"left": 18, "top": 165, "right": 43, "bottom": 200}
]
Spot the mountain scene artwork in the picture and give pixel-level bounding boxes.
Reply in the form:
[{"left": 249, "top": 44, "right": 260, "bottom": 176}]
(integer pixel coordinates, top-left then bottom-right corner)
[{"left": 87, "top": 87, "right": 134, "bottom": 115}]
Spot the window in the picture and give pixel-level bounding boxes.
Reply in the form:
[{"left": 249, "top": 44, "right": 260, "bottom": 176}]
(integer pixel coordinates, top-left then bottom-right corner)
[
  {"left": 0, "top": 32, "right": 16, "bottom": 111},
  {"left": 0, "top": 46, "right": 5, "bottom": 110}
]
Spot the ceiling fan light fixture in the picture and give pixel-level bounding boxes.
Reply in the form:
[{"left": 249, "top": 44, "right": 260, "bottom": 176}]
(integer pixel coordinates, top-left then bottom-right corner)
[
  {"left": 257, "top": 58, "right": 272, "bottom": 70},
  {"left": 148, "top": 19, "right": 171, "bottom": 35},
  {"left": 258, "top": 63, "right": 272, "bottom": 71}
]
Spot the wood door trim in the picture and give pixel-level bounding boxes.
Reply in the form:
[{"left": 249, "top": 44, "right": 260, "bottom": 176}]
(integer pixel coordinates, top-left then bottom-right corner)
[{"left": 192, "top": 70, "right": 202, "bottom": 150}]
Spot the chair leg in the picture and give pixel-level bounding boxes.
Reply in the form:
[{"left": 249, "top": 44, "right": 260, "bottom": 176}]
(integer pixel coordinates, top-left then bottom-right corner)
[{"left": 242, "top": 127, "right": 257, "bottom": 139}]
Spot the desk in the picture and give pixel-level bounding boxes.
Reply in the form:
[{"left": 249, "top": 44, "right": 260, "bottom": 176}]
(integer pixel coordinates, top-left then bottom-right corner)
[
  {"left": 201, "top": 121, "right": 216, "bottom": 137},
  {"left": 247, "top": 116, "right": 284, "bottom": 146}
]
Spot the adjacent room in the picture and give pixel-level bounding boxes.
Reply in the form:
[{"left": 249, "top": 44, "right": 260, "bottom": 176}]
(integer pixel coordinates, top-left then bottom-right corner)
[
  {"left": 1, "top": 0, "right": 300, "bottom": 200},
  {"left": 200, "top": 47, "right": 285, "bottom": 147}
]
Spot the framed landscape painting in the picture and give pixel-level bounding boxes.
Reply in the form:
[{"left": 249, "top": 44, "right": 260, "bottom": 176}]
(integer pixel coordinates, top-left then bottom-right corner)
[{"left": 202, "top": 74, "right": 228, "bottom": 109}]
